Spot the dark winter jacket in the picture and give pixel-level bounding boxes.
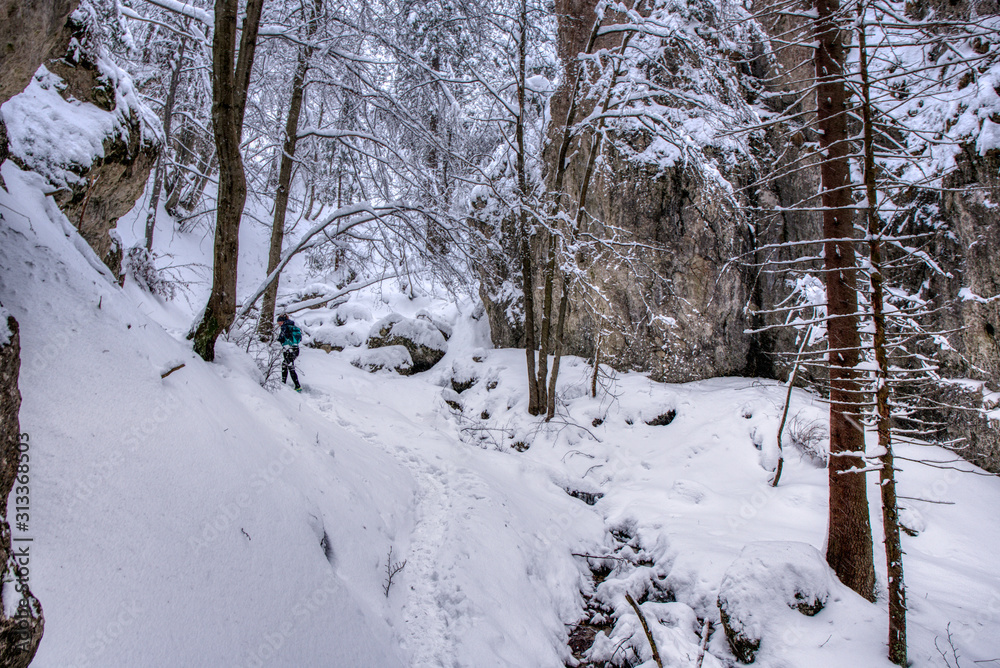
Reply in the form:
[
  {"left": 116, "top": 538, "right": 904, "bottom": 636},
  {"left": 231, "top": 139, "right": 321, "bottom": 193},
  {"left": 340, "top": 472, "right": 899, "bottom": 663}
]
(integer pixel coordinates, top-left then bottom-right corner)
[{"left": 277, "top": 320, "right": 302, "bottom": 347}]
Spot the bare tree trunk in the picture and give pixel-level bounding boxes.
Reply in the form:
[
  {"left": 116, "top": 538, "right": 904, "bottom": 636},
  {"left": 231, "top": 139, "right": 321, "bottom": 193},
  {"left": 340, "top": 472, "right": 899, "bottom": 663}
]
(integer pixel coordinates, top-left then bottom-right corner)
[
  {"left": 591, "top": 332, "right": 601, "bottom": 398},
  {"left": 179, "top": 147, "right": 217, "bottom": 214},
  {"left": 515, "top": 0, "right": 541, "bottom": 414},
  {"left": 815, "top": 0, "right": 875, "bottom": 600},
  {"left": 258, "top": 0, "right": 320, "bottom": 339},
  {"left": 858, "top": 15, "right": 906, "bottom": 662},
  {"left": 543, "top": 28, "right": 632, "bottom": 418},
  {"left": 145, "top": 33, "right": 188, "bottom": 251},
  {"left": 191, "top": 0, "right": 265, "bottom": 361},
  {"left": 536, "top": 240, "right": 554, "bottom": 412},
  {"left": 521, "top": 6, "right": 603, "bottom": 416},
  {"left": 546, "top": 276, "right": 569, "bottom": 420}
]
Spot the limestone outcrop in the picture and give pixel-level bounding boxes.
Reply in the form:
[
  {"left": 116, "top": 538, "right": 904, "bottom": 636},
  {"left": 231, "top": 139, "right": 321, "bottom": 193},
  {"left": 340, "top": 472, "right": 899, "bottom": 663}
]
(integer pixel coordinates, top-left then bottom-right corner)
[{"left": 1, "top": 9, "right": 160, "bottom": 276}]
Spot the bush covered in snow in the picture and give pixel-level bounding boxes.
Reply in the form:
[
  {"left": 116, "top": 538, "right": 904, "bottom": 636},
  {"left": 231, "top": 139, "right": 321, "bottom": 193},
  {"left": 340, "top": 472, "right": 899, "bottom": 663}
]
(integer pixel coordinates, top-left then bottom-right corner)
[{"left": 124, "top": 246, "right": 175, "bottom": 300}]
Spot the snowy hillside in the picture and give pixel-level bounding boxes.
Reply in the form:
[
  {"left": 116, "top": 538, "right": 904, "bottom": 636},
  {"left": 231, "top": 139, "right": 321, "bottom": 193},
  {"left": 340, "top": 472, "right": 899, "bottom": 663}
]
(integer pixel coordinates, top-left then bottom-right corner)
[{"left": 0, "top": 160, "right": 998, "bottom": 667}]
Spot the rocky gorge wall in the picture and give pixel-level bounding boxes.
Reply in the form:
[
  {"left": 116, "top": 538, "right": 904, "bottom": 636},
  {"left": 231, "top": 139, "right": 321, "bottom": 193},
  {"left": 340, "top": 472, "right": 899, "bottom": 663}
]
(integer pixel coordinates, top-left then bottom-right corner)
[
  {"left": 0, "top": 4, "right": 159, "bottom": 277},
  {"left": 540, "top": 0, "right": 763, "bottom": 383},
  {"left": 477, "top": 0, "right": 1000, "bottom": 471}
]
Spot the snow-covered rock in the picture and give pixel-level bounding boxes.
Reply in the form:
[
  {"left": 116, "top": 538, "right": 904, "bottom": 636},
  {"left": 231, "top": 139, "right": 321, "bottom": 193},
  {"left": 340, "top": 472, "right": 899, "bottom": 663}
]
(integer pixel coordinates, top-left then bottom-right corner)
[
  {"left": 1, "top": 7, "right": 160, "bottom": 275},
  {"left": 367, "top": 313, "right": 447, "bottom": 374},
  {"left": 334, "top": 302, "right": 373, "bottom": 325},
  {"left": 307, "top": 321, "right": 366, "bottom": 352},
  {"left": 445, "top": 358, "right": 479, "bottom": 393},
  {"left": 415, "top": 309, "right": 452, "bottom": 340},
  {"left": 349, "top": 345, "right": 413, "bottom": 374},
  {"left": 717, "top": 541, "right": 834, "bottom": 662}
]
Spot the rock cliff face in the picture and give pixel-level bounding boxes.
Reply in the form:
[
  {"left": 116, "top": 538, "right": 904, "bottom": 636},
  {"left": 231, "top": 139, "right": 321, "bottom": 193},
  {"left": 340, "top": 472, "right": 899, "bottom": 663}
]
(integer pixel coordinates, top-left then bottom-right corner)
[
  {"left": 558, "top": 145, "right": 757, "bottom": 382},
  {"left": 479, "top": 0, "right": 766, "bottom": 382},
  {"left": 945, "top": 148, "right": 1000, "bottom": 380},
  {"left": 0, "top": 0, "right": 79, "bottom": 190},
  {"left": 0, "top": 315, "right": 43, "bottom": 667},
  {"left": 476, "top": 0, "right": 1000, "bottom": 469},
  {"left": 932, "top": 148, "right": 1000, "bottom": 471},
  {"left": 1, "top": 8, "right": 159, "bottom": 276},
  {"left": 0, "top": 0, "right": 79, "bottom": 105},
  {"left": 538, "top": 0, "right": 762, "bottom": 382}
]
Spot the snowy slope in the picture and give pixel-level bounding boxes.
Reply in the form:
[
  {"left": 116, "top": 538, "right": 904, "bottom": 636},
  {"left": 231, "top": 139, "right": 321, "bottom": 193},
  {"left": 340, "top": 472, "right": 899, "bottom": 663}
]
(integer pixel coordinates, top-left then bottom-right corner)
[
  {"left": 0, "top": 163, "right": 606, "bottom": 666},
  {"left": 0, "top": 163, "right": 412, "bottom": 667},
  {"left": 420, "top": 347, "right": 1000, "bottom": 667}
]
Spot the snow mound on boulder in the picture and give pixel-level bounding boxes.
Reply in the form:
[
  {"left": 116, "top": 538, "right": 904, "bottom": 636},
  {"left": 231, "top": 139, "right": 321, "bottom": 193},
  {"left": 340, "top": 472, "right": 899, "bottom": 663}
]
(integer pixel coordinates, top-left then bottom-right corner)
[
  {"left": 308, "top": 321, "right": 366, "bottom": 352},
  {"left": 717, "top": 541, "right": 835, "bottom": 663},
  {"left": 369, "top": 313, "right": 447, "bottom": 351},
  {"left": 334, "top": 302, "right": 373, "bottom": 324},
  {"left": 367, "top": 313, "right": 447, "bottom": 373},
  {"left": 349, "top": 345, "right": 413, "bottom": 374},
  {"left": 415, "top": 309, "right": 452, "bottom": 339},
  {"left": 2, "top": 60, "right": 159, "bottom": 193}
]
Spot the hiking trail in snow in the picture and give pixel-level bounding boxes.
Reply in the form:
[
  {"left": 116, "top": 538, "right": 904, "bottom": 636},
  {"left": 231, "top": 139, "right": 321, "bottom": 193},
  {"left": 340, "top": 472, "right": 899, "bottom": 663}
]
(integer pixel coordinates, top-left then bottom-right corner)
[{"left": 304, "top": 371, "right": 535, "bottom": 667}]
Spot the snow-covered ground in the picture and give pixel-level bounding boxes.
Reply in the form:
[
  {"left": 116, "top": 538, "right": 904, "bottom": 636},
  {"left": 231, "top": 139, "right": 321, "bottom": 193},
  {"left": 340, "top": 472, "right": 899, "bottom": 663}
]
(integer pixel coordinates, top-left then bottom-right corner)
[{"left": 2, "top": 161, "right": 999, "bottom": 667}]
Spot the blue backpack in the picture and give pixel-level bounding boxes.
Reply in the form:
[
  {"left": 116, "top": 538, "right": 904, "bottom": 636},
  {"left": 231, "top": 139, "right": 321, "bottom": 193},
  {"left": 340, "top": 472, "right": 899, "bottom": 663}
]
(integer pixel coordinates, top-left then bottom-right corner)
[{"left": 282, "top": 322, "right": 302, "bottom": 345}]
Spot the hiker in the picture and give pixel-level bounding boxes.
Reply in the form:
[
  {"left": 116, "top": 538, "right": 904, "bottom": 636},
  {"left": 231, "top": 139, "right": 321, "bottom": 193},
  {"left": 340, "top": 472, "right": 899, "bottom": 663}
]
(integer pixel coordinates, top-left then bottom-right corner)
[{"left": 276, "top": 313, "right": 303, "bottom": 392}]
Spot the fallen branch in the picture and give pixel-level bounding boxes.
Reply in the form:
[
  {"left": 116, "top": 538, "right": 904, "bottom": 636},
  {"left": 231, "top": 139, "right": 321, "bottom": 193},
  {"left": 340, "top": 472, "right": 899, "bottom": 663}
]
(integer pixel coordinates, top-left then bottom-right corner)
[
  {"left": 160, "top": 363, "right": 185, "bottom": 379},
  {"left": 773, "top": 324, "right": 812, "bottom": 487},
  {"left": 695, "top": 618, "right": 712, "bottom": 668},
  {"left": 572, "top": 553, "right": 631, "bottom": 562},
  {"left": 897, "top": 495, "right": 955, "bottom": 505},
  {"left": 624, "top": 593, "right": 662, "bottom": 668}
]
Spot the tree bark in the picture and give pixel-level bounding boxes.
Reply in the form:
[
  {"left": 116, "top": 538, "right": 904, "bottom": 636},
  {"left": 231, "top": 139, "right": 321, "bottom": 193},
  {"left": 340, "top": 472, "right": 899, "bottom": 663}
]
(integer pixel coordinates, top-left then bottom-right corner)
[
  {"left": 515, "top": 0, "right": 541, "bottom": 414},
  {"left": 179, "top": 147, "right": 217, "bottom": 214},
  {"left": 192, "top": 0, "right": 265, "bottom": 361},
  {"left": 536, "top": 239, "right": 555, "bottom": 412},
  {"left": 546, "top": 276, "right": 569, "bottom": 420},
  {"left": 145, "top": 34, "right": 188, "bottom": 251},
  {"left": 815, "top": 0, "right": 876, "bottom": 600},
  {"left": 258, "top": 0, "right": 320, "bottom": 339},
  {"left": 543, "top": 27, "right": 632, "bottom": 418},
  {"left": 858, "top": 15, "right": 906, "bottom": 662}
]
